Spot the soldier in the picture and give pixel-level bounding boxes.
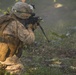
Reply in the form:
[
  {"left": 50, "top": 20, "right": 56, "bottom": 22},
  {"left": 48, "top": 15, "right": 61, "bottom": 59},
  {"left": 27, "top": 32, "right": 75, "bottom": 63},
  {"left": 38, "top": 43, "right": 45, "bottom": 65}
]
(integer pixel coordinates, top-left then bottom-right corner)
[{"left": 0, "top": 1, "right": 37, "bottom": 75}]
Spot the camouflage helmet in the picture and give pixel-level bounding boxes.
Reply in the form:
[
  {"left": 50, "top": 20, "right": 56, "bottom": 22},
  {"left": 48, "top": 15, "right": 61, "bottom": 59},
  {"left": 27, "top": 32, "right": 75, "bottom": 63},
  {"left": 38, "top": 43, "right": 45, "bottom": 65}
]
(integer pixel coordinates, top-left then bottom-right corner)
[{"left": 11, "top": 2, "right": 33, "bottom": 19}]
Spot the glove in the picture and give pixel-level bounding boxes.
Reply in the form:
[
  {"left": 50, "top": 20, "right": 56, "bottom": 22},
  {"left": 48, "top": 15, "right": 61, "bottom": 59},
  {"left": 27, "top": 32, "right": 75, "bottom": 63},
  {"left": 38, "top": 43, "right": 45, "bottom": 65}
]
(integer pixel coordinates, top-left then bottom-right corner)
[{"left": 27, "top": 23, "right": 38, "bottom": 31}]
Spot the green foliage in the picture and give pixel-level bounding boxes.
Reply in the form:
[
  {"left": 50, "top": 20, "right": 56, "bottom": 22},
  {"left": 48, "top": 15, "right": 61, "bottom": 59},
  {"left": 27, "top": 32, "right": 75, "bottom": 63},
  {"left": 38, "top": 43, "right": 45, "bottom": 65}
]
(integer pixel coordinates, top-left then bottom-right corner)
[
  {"left": 22, "top": 58, "right": 76, "bottom": 75},
  {"left": 0, "top": 9, "right": 7, "bottom": 14},
  {"left": 24, "top": 67, "right": 63, "bottom": 75},
  {"left": 50, "top": 31, "right": 68, "bottom": 39},
  {"left": 0, "top": 69, "right": 11, "bottom": 75},
  {"left": 21, "top": 39, "right": 76, "bottom": 75},
  {"left": 0, "top": 7, "right": 11, "bottom": 14},
  {"left": 0, "top": 0, "right": 18, "bottom": 14}
]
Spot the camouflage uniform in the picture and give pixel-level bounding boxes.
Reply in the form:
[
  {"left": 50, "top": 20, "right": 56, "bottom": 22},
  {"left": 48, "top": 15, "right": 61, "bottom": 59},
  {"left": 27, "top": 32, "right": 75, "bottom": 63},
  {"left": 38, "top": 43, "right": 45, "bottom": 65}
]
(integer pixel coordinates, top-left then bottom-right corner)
[{"left": 0, "top": 2, "right": 35, "bottom": 75}]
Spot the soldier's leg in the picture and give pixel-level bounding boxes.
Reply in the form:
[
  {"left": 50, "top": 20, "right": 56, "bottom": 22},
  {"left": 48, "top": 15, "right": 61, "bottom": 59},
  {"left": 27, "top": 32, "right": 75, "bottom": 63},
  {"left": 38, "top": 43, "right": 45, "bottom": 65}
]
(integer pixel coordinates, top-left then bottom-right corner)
[
  {"left": 3, "top": 55, "right": 24, "bottom": 75},
  {"left": 0, "top": 43, "right": 8, "bottom": 61},
  {"left": 0, "top": 55, "right": 24, "bottom": 75},
  {"left": 8, "top": 43, "right": 17, "bottom": 57}
]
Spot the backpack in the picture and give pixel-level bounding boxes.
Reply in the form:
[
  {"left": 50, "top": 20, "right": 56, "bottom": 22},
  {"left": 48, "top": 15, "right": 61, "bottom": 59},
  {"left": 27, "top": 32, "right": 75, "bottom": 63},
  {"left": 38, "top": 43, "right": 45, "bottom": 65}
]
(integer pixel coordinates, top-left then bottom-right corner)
[{"left": 0, "top": 14, "right": 13, "bottom": 36}]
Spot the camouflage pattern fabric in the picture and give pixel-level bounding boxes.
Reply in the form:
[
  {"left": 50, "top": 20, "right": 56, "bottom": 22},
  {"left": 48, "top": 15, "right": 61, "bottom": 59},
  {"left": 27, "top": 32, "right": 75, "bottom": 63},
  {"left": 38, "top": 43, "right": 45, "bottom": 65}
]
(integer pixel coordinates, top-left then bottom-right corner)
[
  {"left": 11, "top": 2, "right": 33, "bottom": 19},
  {"left": 0, "top": 55, "right": 24, "bottom": 75},
  {"left": 0, "top": 15, "right": 35, "bottom": 75}
]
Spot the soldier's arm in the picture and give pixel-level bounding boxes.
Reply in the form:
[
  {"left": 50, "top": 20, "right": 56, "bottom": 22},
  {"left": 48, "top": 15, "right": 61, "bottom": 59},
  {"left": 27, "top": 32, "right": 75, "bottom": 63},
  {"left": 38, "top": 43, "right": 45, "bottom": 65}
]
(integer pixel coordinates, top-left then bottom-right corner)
[
  {"left": 3, "top": 20, "right": 35, "bottom": 45},
  {"left": 17, "top": 21, "right": 35, "bottom": 45}
]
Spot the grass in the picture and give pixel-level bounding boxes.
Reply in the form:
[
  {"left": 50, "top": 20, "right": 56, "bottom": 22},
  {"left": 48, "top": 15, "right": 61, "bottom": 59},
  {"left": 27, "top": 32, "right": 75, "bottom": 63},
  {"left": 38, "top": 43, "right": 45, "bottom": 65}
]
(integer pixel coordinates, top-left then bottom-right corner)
[
  {"left": 0, "top": 0, "right": 76, "bottom": 75},
  {"left": 1, "top": 27, "right": 76, "bottom": 75},
  {"left": 21, "top": 33, "right": 76, "bottom": 75}
]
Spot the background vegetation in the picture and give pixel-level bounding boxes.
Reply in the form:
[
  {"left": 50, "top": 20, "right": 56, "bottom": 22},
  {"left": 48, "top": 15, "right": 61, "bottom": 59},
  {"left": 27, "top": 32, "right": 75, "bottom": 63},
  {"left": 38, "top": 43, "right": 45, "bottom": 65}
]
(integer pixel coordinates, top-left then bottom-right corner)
[{"left": 0, "top": 0, "right": 76, "bottom": 75}]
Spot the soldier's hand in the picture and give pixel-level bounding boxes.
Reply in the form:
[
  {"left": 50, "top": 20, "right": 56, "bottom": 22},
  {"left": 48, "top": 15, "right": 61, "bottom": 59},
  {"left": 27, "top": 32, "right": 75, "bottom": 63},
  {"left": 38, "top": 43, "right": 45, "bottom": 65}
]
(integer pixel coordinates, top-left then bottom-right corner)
[{"left": 27, "top": 23, "right": 38, "bottom": 31}]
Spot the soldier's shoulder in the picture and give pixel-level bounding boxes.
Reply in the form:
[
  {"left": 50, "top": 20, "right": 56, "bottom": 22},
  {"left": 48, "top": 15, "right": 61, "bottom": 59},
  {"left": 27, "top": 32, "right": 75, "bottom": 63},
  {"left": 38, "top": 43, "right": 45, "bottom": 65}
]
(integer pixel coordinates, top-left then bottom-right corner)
[{"left": 0, "top": 14, "right": 14, "bottom": 24}]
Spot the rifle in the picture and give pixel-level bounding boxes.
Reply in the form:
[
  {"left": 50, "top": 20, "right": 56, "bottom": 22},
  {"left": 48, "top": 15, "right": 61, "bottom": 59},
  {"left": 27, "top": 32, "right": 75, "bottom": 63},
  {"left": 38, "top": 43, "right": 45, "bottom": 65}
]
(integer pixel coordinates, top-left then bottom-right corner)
[{"left": 25, "top": 14, "right": 50, "bottom": 42}]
